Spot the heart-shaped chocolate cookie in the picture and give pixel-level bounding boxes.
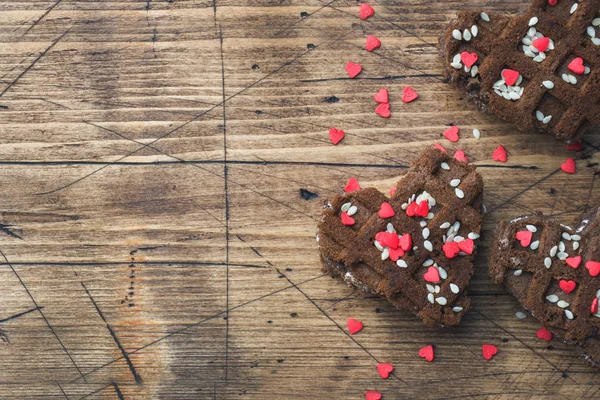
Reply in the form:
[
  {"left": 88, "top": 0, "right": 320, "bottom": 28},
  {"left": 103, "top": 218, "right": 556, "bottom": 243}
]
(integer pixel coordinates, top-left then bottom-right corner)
[
  {"left": 317, "top": 147, "right": 485, "bottom": 326},
  {"left": 489, "top": 208, "right": 600, "bottom": 368},
  {"left": 439, "top": 0, "right": 600, "bottom": 142}
]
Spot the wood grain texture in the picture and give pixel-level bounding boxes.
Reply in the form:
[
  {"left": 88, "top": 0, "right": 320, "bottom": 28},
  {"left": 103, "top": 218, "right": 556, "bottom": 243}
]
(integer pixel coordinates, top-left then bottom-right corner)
[{"left": 0, "top": 0, "right": 598, "bottom": 398}]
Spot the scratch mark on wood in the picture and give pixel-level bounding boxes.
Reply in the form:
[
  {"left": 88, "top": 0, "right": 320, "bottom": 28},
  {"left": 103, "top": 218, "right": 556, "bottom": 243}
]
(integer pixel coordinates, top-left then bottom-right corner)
[{"left": 0, "top": 306, "right": 43, "bottom": 323}]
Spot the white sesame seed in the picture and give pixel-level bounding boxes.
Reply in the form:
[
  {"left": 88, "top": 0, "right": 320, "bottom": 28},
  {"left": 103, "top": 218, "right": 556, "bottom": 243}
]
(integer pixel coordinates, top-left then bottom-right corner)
[
  {"left": 544, "top": 257, "right": 552, "bottom": 269},
  {"left": 514, "top": 269, "right": 523, "bottom": 276},
  {"left": 436, "top": 297, "right": 448, "bottom": 305},
  {"left": 546, "top": 294, "right": 559, "bottom": 302},
  {"left": 450, "top": 178, "right": 461, "bottom": 187},
  {"left": 455, "top": 188, "right": 465, "bottom": 199},
  {"left": 568, "top": 75, "right": 577, "bottom": 85},
  {"left": 526, "top": 224, "right": 537, "bottom": 232},
  {"left": 417, "top": 221, "right": 426, "bottom": 228},
  {"left": 381, "top": 248, "right": 389, "bottom": 260},
  {"left": 451, "top": 62, "right": 463, "bottom": 69},
  {"left": 571, "top": 235, "right": 581, "bottom": 241},
  {"left": 480, "top": 12, "right": 490, "bottom": 22},
  {"left": 559, "top": 241, "right": 566, "bottom": 252},
  {"left": 374, "top": 240, "right": 384, "bottom": 251},
  {"left": 533, "top": 55, "right": 544, "bottom": 63},
  {"left": 423, "top": 258, "right": 434, "bottom": 267},
  {"left": 471, "top": 66, "right": 479, "bottom": 77},
  {"left": 522, "top": 37, "right": 532, "bottom": 45},
  {"left": 525, "top": 49, "right": 536, "bottom": 58},
  {"left": 594, "top": 18, "right": 600, "bottom": 26},
  {"left": 557, "top": 252, "right": 568, "bottom": 260},
  {"left": 468, "top": 232, "right": 480, "bottom": 240},
  {"left": 502, "top": 91, "right": 512, "bottom": 100},
  {"left": 401, "top": 203, "right": 408, "bottom": 210},
  {"left": 453, "top": 53, "right": 462, "bottom": 64},
  {"left": 573, "top": 241, "right": 580, "bottom": 250},
  {"left": 442, "top": 235, "right": 447, "bottom": 242},
  {"left": 584, "top": 66, "right": 591, "bottom": 75},
  {"left": 542, "top": 80, "right": 554, "bottom": 89},
  {"left": 347, "top": 205, "right": 358, "bottom": 216},
  {"left": 557, "top": 300, "right": 569, "bottom": 309},
  {"left": 441, "top": 162, "right": 450, "bottom": 170},
  {"left": 452, "top": 306, "right": 463, "bottom": 312},
  {"left": 528, "top": 27, "right": 536, "bottom": 37},
  {"left": 438, "top": 266, "right": 448, "bottom": 280},
  {"left": 587, "top": 26, "right": 596, "bottom": 38},
  {"left": 428, "top": 293, "right": 435, "bottom": 304},
  {"left": 565, "top": 310, "right": 574, "bottom": 320},
  {"left": 519, "top": 87, "right": 524, "bottom": 96},
  {"left": 570, "top": 3, "right": 578, "bottom": 14},
  {"left": 422, "top": 228, "right": 430, "bottom": 240},
  {"left": 397, "top": 259, "right": 408, "bottom": 268},
  {"left": 429, "top": 197, "right": 436, "bottom": 207},
  {"left": 463, "top": 29, "right": 472, "bottom": 41},
  {"left": 341, "top": 202, "right": 352, "bottom": 212},
  {"left": 426, "top": 284, "right": 435, "bottom": 293},
  {"left": 450, "top": 283, "right": 460, "bottom": 294},
  {"left": 548, "top": 39, "right": 555, "bottom": 50},
  {"left": 483, "top": 204, "right": 487, "bottom": 213},
  {"left": 597, "top": 289, "right": 600, "bottom": 298},
  {"left": 530, "top": 241, "right": 540, "bottom": 250},
  {"left": 550, "top": 246, "right": 558, "bottom": 257},
  {"left": 387, "top": 222, "right": 395, "bottom": 232},
  {"left": 493, "top": 79, "right": 505, "bottom": 88},
  {"left": 424, "top": 241, "right": 433, "bottom": 252},
  {"left": 543, "top": 115, "right": 552, "bottom": 124},
  {"left": 464, "top": 65, "right": 471, "bottom": 73},
  {"left": 471, "top": 25, "right": 479, "bottom": 37},
  {"left": 427, "top": 212, "right": 434, "bottom": 220},
  {"left": 473, "top": 128, "right": 481, "bottom": 139},
  {"left": 562, "top": 73, "right": 570, "bottom": 83},
  {"left": 452, "top": 29, "right": 462, "bottom": 40},
  {"left": 562, "top": 232, "right": 571, "bottom": 240},
  {"left": 516, "top": 311, "right": 527, "bottom": 319},
  {"left": 593, "top": 37, "right": 600, "bottom": 45},
  {"left": 528, "top": 17, "right": 538, "bottom": 26},
  {"left": 494, "top": 89, "right": 503, "bottom": 97},
  {"left": 434, "top": 285, "right": 441, "bottom": 294},
  {"left": 440, "top": 222, "right": 451, "bottom": 229},
  {"left": 453, "top": 221, "right": 461, "bottom": 232},
  {"left": 536, "top": 110, "right": 545, "bottom": 121}
]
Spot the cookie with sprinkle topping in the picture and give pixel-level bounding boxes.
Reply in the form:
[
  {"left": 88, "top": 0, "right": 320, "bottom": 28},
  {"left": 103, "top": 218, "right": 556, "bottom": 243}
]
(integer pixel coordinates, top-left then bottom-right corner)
[
  {"left": 439, "top": 0, "right": 600, "bottom": 142},
  {"left": 317, "top": 147, "right": 485, "bottom": 327},
  {"left": 489, "top": 208, "right": 600, "bottom": 368}
]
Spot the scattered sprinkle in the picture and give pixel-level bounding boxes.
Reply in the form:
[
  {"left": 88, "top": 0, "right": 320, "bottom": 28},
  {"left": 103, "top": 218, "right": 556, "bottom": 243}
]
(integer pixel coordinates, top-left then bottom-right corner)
[
  {"left": 536, "top": 327, "right": 553, "bottom": 341},
  {"left": 344, "top": 177, "right": 360, "bottom": 193},
  {"left": 377, "top": 363, "right": 394, "bottom": 379},
  {"left": 359, "top": 3, "right": 375, "bottom": 20},
  {"left": 561, "top": 158, "right": 576, "bottom": 174},
  {"left": 347, "top": 318, "right": 363, "bottom": 334},
  {"left": 443, "top": 126, "right": 460, "bottom": 142},
  {"left": 473, "top": 128, "right": 481, "bottom": 139},
  {"left": 565, "top": 310, "right": 574, "bottom": 320},
  {"left": 419, "top": 345, "right": 434, "bottom": 362},
  {"left": 402, "top": 86, "right": 419, "bottom": 103},
  {"left": 482, "top": 344, "right": 498, "bottom": 360},
  {"left": 365, "top": 34, "right": 381, "bottom": 52},
  {"left": 345, "top": 61, "right": 362, "bottom": 79},
  {"left": 516, "top": 311, "right": 527, "bottom": 319},
  {"left": 492, "top": 146, "right": 508, "bottom": 162}
]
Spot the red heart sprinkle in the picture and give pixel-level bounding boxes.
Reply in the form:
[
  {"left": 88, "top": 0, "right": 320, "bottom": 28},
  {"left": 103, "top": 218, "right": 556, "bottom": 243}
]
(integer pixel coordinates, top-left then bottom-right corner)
[
  {"left": 434, "top": 143, "right": 447, "bottom": 153},
  {"left": 329, "top": 127, "right": 344, "bottom": 145},
  {"left": 515, "top": 230, "right": 533, "bottom": 247},
  {"left": 566, "top": 256, "right": 581, "bottom": 269},
  {"left": 389, "top": 246, "right": 405, "bottom": 262},
  {"left": 365, "top": 391, "right": 381, "bottom": 400},
  {"left": 375, "top": 232, "right": 399, "bottom": 250},
  {"left": 548, "top": 0, "right": 558, "bottom": 6},
  {"left": 458, "top": 238, "right": 475, "bottom": 255},
  {"left": 536, "top": 327, "right": 553, "bottom": 341},
  {"left": 561, "top": 158, "right": 576, "bottom": 174},
  {"left": 532, "top": 37, "right": 550, "bottom": 52},
  {"left": 415, "top": 200, "right": 429, "bottom": 217},
  {"left": 443, "top": 126, "right": 460, "bottom": 142},
  {"left": 373, "top": 88, "right": 389, "bottom": 103},
  {"left": 419, "top": 345, "right": 434, "bottom": 362},
  {"left": 344, "top": 177, "right": 360, "bottom": 193},
  {"left": 482, "top": 344, "right": 498, "bottom": 360},
  {"left": 453, "top": 150, "right": 468, "bottom": 163},
  {"left": 398, "top": 233, "right": 412, "bottom": 251},
  {"left": 379, "top": 202, "right": 395, "bottom": 218},
  {"left": 346, "top": 61, "right": 362, "bottom": 78},
  {"left": 359, "top": 3, "right": 375, "bottom": 20},
  {"left": 423, "top": 266, "right": 441, "bottom": 283},
  {"left": 443, "top": 241, "right": 460, "bottom": 259},
  {"left": 405, "top": 201, "right": 418, "bottom": 217},
  {"left": 568, "top": 57, "right": 585, "bottom": 75},
  {"left": 365, "top": 34, "right": 381, "bottom": 52},
  {"left": 559, "top": 280, "right": 576, "bottom": 294},
  {"left": 347, "top": 318, "right": 364, "bottom": 334},
  {"left": 566, "top": 141, "right": 583, "bottom": 151},
  {"left": 502, "top": 69, "right": 520, "bottom": 86},
  {"left": 377, "top": 363, "right": 394, "bottom": 379},
  {"left": 375, "top": 102, "right": 391, "bottom": 118},
  {"left": 341, "top": 212, "right": 355, "bottom": 226},
  {"left": 460, "top": 51, "right": 478, "bottom": 68},
  {"left": 586, "top": 261, "right": 600, "bottom": 277},
  {"left": 402, "top": 86, "right": 418, "bottom": 103},
  {"left": 389, "top": 186, "right": 397, "bottom": 197},
  {"left": 493, "top": 145, "right": 508, "bottom": 162},
  {"left": 592, "top": 298, "right": 599, "bottom": 314}
]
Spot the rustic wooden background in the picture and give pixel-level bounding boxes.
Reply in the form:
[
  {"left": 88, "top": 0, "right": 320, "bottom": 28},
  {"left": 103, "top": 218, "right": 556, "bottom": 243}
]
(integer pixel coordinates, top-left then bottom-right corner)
[{"left": 0, "top": 0, "right": 598, "bottom": 398}]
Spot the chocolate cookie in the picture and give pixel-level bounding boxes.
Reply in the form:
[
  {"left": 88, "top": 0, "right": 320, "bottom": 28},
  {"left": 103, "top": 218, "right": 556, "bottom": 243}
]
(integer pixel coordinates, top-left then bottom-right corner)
[
  {"left": 439, "top": 0, "right": 600, "bottom": 142},
  {"left": 489, "top": 208, "right": 600, "bottom": 368},
  {"left": 317, "top": 147, "right": 485, "bottom": 327}
]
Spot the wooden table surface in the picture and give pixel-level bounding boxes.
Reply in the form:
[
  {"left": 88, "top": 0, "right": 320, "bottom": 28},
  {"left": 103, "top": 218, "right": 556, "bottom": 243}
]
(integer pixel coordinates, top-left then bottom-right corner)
[{"left": 0, "top": 0, "right": 599, "bottom": 398}]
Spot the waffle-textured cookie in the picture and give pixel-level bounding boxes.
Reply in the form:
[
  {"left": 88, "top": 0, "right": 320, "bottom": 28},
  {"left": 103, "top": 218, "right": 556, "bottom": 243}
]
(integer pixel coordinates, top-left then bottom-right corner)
[
  {"left": 489, "top": 208, "right": 600, "bottom": 368},
  {"left": 317, "top": 147, "right": 485, "bottom": 327},
  {"left": 439, "top": 0, "right": 600, "bottom": 142}
]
